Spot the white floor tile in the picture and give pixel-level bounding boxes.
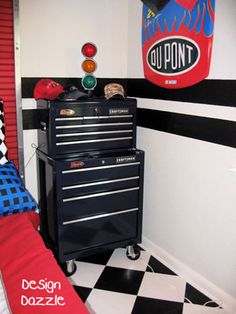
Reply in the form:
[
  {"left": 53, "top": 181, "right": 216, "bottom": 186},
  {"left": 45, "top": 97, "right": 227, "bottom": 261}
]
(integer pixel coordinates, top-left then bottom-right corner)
[
  {"left": 138, "top": 271, "right": 186, "bottom": 302},
  {"left": 106, "top": 248, "right": 151, "bottom": 271},
  {"left": 85, "top": 289, "right": 136, "bottom": 314},
  {"left": 68, "top": 262, "right": 105, "bottom": 288},
  {"left": 183, "top": 303, "right": 230, "bottom": 314}
]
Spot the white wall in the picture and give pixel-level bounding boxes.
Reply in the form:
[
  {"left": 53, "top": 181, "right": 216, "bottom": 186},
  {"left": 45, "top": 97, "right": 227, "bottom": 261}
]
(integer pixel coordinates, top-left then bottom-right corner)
[
  {"left": 19, "top": 0, "right": 129, "bottom": 198},
  {"left": 128, "top": 0, "right": 236, "bottom": 311},
  {"left": 20, "top": 0, "right": 128, "bottom": 78}
]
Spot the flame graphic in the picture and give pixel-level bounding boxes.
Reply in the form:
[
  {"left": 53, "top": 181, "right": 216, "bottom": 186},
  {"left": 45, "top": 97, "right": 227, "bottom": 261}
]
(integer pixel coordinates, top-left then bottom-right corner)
[{"left": 142, "top": 0, "right": 215, "bottom": 45}]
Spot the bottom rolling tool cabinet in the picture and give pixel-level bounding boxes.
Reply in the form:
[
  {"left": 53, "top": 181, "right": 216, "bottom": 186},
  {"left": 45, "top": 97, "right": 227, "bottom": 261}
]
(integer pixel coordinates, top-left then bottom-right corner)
[{"left": 37, "top": 149, "right": 144, "bottom": 273}]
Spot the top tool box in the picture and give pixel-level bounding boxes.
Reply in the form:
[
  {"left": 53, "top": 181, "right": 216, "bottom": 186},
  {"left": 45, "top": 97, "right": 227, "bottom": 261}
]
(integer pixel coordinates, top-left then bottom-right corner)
[{"left": 37, "top": 98, "right": 137, "bottom": 158}]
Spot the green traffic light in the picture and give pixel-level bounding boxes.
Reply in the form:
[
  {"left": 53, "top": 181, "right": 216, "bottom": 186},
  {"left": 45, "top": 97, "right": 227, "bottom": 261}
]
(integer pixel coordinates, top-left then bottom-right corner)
[{"left": 81, "top": 74, "right": 97, "bottom": 90}]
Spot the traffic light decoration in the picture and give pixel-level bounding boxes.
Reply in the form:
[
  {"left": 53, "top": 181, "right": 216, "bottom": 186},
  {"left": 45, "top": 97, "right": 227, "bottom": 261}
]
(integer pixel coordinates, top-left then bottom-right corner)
[{"left": 81, "top": 43, "right": 97, "bottom": 92}]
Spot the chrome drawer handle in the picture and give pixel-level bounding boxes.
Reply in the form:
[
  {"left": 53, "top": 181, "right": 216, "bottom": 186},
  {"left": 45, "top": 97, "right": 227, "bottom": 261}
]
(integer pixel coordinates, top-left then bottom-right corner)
[
  {"left": 55, "top": 117, "right": 83, "bottom": 121},
  {"left": 63, "top": 187, "right": 139, "bottom": 202},
  {"left": 62, "top": 176, "right": 140, "bottom": 190},
  {"left": 56, "top": 129, "right": 133, "bottom": 137},
  {"left": 55, "top": 115, "right": 133, "bottom": 121},
  {"left": 56, "top": 122, "right": 133, "bottom": 129},
  {"left": 62, "top": 207, "right": 138, "bottom": 225},
  {"left": 56, "top": 137, "right": 133, "bottom": 146},
  {"left": 62, "top": 162, "right": 140, "bottom": 174},
  {"left": 82, "top": 115, "right": 133, "bottom": 119}
]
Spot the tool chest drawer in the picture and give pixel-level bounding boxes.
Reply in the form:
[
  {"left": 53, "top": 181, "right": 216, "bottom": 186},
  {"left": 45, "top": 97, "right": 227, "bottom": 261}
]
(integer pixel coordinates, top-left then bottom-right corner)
[
  {"left": 61, "top": 187, "right": 140, "bottom": 222},
  {"left": 37, "top": 149, "right": 144, "bottom": 263},
  {"left": 61, "top": 175, "right": 140, "bottom": 198},
  {"left": 37, "top": 98, "right": 137, "bottom": 158},
  {"left": 61, "top": 210, "right": 138, "bottom": 254},
  {"left": 61, "top": 161, "right": 141, "bottom": 186}
]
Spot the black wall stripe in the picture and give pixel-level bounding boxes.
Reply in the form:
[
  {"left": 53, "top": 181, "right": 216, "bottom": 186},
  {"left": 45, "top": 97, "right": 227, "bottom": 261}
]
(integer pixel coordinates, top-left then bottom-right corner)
[
  {"left": 23, "top": 107, "right": 236, "bottom": 149},
  {"left": 127, "top": 79, "right": 236, "bottom": 107},
  {"left": 21, "top": 77, "right": 236, "bottom": 148},
  {"left": 137, "top": 108, "right": 236, "bottom": 148},
  {"left": 23, "top": 109, "right": 42, "bottom": 130},
  {"left": 22, "top": 77, "right": 236, "bottom": 107}
]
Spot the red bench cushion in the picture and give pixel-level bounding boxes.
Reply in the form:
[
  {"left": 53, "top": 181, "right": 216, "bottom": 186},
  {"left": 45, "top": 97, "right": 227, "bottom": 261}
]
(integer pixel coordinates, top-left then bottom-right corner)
[{"left": 0, "top": 211, "right": 89, "bottom": 314}]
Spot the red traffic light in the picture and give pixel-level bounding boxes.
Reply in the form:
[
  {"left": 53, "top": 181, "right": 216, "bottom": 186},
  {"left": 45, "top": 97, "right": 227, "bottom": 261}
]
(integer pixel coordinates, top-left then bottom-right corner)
[{"left": 81, "top": 43, "right": 97, "bottom": 58}]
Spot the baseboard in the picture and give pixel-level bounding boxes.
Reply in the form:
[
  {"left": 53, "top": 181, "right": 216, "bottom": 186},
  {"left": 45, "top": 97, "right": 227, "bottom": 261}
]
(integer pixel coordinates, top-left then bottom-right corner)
[{"left": 141, "top": 236, "right": 236, "bottom": 313}]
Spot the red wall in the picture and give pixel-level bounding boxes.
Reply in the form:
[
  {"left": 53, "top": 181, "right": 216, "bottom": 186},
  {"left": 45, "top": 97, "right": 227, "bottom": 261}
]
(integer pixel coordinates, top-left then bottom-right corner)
[{"left": 0, "top": 0, "right": 19, "bottom": 168}]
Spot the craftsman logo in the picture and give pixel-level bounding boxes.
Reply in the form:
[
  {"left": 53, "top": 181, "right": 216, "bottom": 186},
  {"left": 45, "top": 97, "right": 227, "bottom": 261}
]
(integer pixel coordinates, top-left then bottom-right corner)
[
  {"left": 147, "top": 36, "right": 200, "bottom": 75},
  {"left": 109, "top": 108, "right": 129, "bottom": 115},
  {"left": 116, "top": 156, "right": 136, "bottom": 164}
]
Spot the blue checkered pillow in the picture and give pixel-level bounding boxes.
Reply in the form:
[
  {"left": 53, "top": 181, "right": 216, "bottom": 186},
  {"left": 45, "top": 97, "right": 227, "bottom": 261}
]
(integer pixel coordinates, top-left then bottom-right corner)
[{"left": 0, "top": 161, "right": 38, "bottom": 216}]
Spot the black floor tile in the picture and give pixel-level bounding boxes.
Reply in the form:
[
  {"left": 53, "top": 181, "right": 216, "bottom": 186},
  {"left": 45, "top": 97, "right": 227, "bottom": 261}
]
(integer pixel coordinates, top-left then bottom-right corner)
[
  {"left": 71, "top": 248, "right": 222, "bottom": 313},
  {"left": 76, "top": 249, "right": 114, "bottom": 265},
  {"left": 94, "top": 266, "right": 145, "bottom": 295},
  {"left": 184, "top": 283, "right": 219, "bottom": 307},
  {"left": 146, "top": 256, "right": 177, "bottom": 276},
  {"left": 73, "top": 285, "right": 92, "bottom": 302},
  {"left": 132, "top": 296, "right": 183, "bottom": 314},
  {"left": 136, "top": 244, "right": 145, "bottom": 251}
]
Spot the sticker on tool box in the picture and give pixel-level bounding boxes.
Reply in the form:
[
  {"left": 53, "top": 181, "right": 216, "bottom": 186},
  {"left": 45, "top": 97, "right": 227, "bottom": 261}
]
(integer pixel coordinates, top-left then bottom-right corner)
[
  {"left": 59, "top": 109, "right": 75, "bottom": 116},
  {"left": 69, "top": 161, "right": 85, "bottom": 168}
]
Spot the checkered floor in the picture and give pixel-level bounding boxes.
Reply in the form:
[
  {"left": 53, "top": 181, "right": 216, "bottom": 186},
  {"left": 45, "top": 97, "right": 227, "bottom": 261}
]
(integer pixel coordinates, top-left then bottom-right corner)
[{"left": 68, "top": 247, "right": 228, "bottom": 314}]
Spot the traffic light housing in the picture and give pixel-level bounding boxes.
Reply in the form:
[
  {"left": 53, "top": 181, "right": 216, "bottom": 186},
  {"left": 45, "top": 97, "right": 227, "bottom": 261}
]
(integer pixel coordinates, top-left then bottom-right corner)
[{"left": 81, "top": 42, "right": 97, "bottom": 91}]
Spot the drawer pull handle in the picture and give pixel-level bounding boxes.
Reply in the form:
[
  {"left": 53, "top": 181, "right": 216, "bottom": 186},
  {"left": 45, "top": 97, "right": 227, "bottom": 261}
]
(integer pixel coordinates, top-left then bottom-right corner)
[
  {"left": 56, "top": 130, "right": 133, "bottom": 137},
  {"left": 56, "top": 137, "right": 132, "bottom": 146},
  {"left": 56, "top": 117, "right": 83, "bottom": 121},
  {"left": 56, "top": 122, "right": 133, "bottom": 129},
  {"left": 56, "top": 115, "right": 133, "bottom": 121},
  {"left": 62, "top": 162, "right": 140, "bottom": 174},
  {"left": 62, "top": 207, "right": 139, "bottom": 225},
  {"left": 63, "top": 187, "right": 139, "bottom": 202},
  {"left": 62, "top": 176, "right": 140, "bottom": 190}
]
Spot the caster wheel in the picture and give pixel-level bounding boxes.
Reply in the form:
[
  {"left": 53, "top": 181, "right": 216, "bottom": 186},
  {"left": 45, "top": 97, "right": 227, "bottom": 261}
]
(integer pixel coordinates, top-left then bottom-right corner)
[
  {"left": 126, "top": 245, "right": 141, "bottom": 260},
  {"left": 61, "top": 259, "right": 77, "bottom": 277}
]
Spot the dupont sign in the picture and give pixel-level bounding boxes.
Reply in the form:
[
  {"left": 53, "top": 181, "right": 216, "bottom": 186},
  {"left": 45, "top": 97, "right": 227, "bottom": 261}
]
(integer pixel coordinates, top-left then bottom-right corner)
[
  {"left": 147, "top": 37, "right": 200, "bottom": 75},
  {"left": 142, "top": 0, "right": 215, "bottom": 89}
]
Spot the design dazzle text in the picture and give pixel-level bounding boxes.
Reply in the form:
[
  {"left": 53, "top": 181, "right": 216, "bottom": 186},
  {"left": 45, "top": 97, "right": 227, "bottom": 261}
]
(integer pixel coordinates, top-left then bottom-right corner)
[{"left": 21, "top": 279, "right": 65, "bottom": 306}]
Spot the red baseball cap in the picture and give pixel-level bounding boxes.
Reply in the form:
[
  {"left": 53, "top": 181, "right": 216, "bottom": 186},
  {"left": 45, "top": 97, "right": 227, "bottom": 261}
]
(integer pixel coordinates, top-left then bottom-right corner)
[{"left": 34, "top": 79, "right": 64, "bottom": 100}]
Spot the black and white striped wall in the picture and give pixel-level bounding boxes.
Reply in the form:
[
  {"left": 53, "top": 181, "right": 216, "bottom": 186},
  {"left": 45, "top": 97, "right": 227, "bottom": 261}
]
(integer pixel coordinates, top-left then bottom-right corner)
[
  {"left": 127, "top": 1, "right": 236, "bottom": 311},
  {"left": 19, "top": 0, "right": 236, "bottom": 311}
]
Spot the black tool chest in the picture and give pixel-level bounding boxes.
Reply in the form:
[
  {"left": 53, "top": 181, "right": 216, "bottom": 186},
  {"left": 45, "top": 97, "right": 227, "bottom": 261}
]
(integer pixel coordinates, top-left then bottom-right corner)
[
  {"left": 36, "top": 98, "right": 144, "bottom": 274},
  {"left": 37, "top": 98, "right": 137, "bottom": 158}
]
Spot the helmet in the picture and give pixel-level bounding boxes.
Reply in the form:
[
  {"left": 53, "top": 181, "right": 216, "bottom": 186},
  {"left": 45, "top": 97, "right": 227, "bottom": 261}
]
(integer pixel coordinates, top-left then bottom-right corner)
[
  {"left": 57, "top": 86, "right": 89, "bottom": 101},
  {"left": 34, "top": 79, "right": 64, "bottom": 100}
]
